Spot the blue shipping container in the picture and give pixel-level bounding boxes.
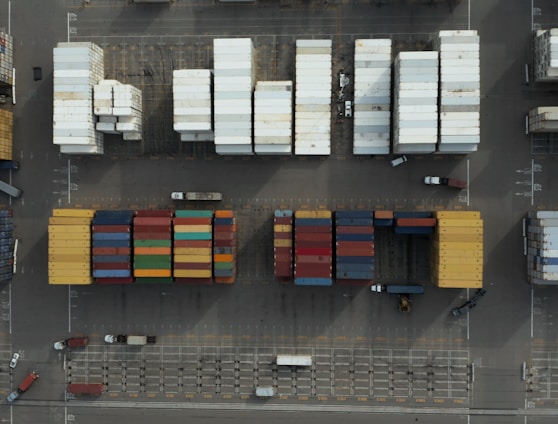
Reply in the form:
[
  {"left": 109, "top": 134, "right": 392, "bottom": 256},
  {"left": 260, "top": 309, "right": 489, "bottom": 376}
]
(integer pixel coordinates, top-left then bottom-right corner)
[
  {"left": 92, "top": 239, "right": 130, "bottom": 248},
  {"left": 336, "top": 256, "right": 374, "bottom": 265},
  {"left": 214, "top": 218, "right": 235, "bottom": 225},
  {"left": 214, "top": 269, "right": 234, "bottom": 277},
  {"left": 335, "top": 264, "right": 374, "bottom": 272},
  {"left": 336, "top": 271, "right": 374, "bottom": 279},
  {"left": 335, "top": 233, "right": 374, "bottom": 242},
  {"left": 294, "top": 277, "right": 333, "bottom": 286},
  {"left": 335, "top": 211, "right": 374, "bottom": 219},
  {"left": 92, "top": 217, "right": 132, "bottom": 225},
  {"left": 374, "top": 219, "right": 393, "bottom": 227},
  {"left": 92, "top": 232, "right": 131, "bottom": 241},
  {"left": 213, "top": 247, "right": 234, "bottom": 254},
  {"left": 93, "top": 269, "right": 131, "bottom": 278},
  {"left": 92, "top": 255, "right": 130, "bottom": 263},
  {"left": 335, "top": 218, "right": 374, "bottom": 226},
  {"left": 275, "top": 210, "right": 293, "bottom": 218},
  {"left": 538, "top": 257, "right": 558, "bottom": 265}
]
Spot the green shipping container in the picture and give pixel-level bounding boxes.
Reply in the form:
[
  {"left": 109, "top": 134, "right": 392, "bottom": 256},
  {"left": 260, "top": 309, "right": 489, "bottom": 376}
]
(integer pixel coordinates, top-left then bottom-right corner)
[
  {"left": 174, "top": 232, "right": 212, "bottom": 240},
  {"left": 214, "top": 262, "right": 234, "bottom": 270},
  {"left": 134, "top": 239, "right": 172, "bottom": 247},
  {"left": 135, "top": 277, "right": 174, "bottom": 284},
  {"left": 175, "top": 210, "right": 214, "bottom": 218}
]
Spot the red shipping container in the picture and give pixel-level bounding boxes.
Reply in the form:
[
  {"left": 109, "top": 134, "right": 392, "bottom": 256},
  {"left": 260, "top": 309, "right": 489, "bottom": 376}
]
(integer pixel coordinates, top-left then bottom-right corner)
[
  {"left": 214, "top": 232, "right": 236, "bottom": 240},
  {"left": 134, "top": 217, "right": 172, "bottom": 225},
  {"left": 214, "top": 224, "right": 237, "bottom": 233},
  {"left": 295, "top": 226, "right": 332, "bottom": 233},
  {"left": 295, "top": 247, "right": 332, "bottom": 256},
  {"left": 274, "top": 217, "right": 293, "bottom": 225},
  {"left": 274, "top": 254, "right": 292, "bottom": 263},
  {"left": 173, "top": 262, "right": 212, "bottom": 270},
  {"left": 336, "top": 241, "right": 374, "bottom": 249},
  {"left": 294, "top": 241, "right": 332, "bottom": 249},
  {"left": 336, "top": 226, "right": 374, "bottom": 234},
  {"left": 213, "top": 240, "right": 236, "bottom": 247},
  {"left": 173, "top": 217, "right": 213, "bottom": 225},
  {"left": 274, "top": 232, "right": 292, "bottom": 240},
  {"left": 396, "top": 218, "right": 437, "bottom": 227},
  {"left": 174, "top": 277, "right": 213, "bottom": 285},
  {"left": 92, "top": 247, "right": 131, "bottom": 255},
  {"left": 93, "top": 225, "right": 131, "bottom": 233},
  {"left": 336, "top": 248, "right": 374, "bottom": 256},
  {"left": 92, "top": 262, "right": 131, "bottom": 270},
  {"left": 134, "top": 232, "right": 171, "bottom": 240},
  {"left": 294, "top": 264, "right": 332, "bottom": 278},
  {"left": 134, "top": 224, "right": 171, "bottom": 232},
  {"left": 295, "top": 255, "right": 332, "bottom": 264},
  {"left": 135, "top": 210, "right": 173, "bottom": 218},
  {"left": 274, "top": 263, "right": 292, "bottom": 277},
  {"left": 274, "top": 246, "right": 292, "bottom": 254},
  {"left": 295, "top": 233, "right": 332, "bottom": 242},
  {"left": 173, "top": 240, "right": 213, "bottom": 248},
  {"left": 95, "top": 277, "right": 134, "bottom": 284}
]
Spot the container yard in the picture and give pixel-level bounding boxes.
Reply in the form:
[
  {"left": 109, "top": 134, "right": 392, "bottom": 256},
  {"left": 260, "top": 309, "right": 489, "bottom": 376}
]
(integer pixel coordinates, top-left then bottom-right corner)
[
  {"left": 274, "top": 210, "right": 293, "bottom": 281},
  {"left": 0, "top": 32, "right": 13, "bottom": 87},
  {"left": 213, "top": 38, "right": 255, "bottom": 155},
  {"left": 0, "top": 109, "right": 13, "bottom": 160},
  {"left": 213, "top": 210, "right": 237, "bottom": 284},
  {"left": 525, "top": 211, "right": 558, "bottom": 285},
  {"left": 173, "top": 69, "right": 213, "bottom": 142},
  {"left": 294, "top": 40, "right": 332, "bottom": 155},
  {"left": 393, "top": 51, "right": 439, "bottom": 154},
  {"left": 534, "top": 28, "right": 558, "bottom": 82},
  {"left": 353, "top": 39, "right": 391, "bottom": 155},
  {"left": 173, "top": 210, "right": 213, "bottom": 284},
  {"left": 436, "top": 30, "right": 480, "bottom": 153},
  {"left": 52, "top": 42, "right": 104, "bottom": 154}
]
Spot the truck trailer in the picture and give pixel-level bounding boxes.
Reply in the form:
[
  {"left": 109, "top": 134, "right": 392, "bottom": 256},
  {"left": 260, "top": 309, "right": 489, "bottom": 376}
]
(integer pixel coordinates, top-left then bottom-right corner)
[
  {"left": 424, "top": 176, "right": 467, "bottom": 189},
  {"left": 54, "top": 336, "right": 89, "bottom": 350},
  {"left": 67, "top": 383, "right": 104, "bottom": 396},
  {"left": 104, "top": 334, "right": 156, "bottom": 345},
  {"left": 371, "top": 284, "right": 425, "bottom": 312}
]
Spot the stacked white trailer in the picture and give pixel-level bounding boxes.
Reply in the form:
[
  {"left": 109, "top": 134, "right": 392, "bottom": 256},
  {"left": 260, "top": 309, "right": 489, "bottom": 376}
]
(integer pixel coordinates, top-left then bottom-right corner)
[
  {"left": 528, "top": 106, "right": 558, "bottom": 133},
  {"left": 393, "top": 51, "right": 438, "bottom": 154},
  {"left": 534, "top": 29, "right": 558, "bottom": 82},
  {"left": 254, "top": 81, "right": 292, "bottom": 155},
  {"left": 213, "top": 38, "right": 255, "bottom": 155},
  {"left": 173, "top": 69, "right": 213, "bottom": 142},
  {"left": 294, "top": 40, "right": 332, "bottom": 155},
  {"left": 353, "top": 39, "right": 391, "bottom": 155},
  {"left": 53, "top": 42, "right": 104, "bottom": 154},
  {"left": 94, "top": 80, "right": 143, "bottom": 140},
  {"left": 0, "top": 32, "right": 13, "bottom": 86},
  {"left": 526, "top": 211, "right": 558, "bottom": 286},
  {"left": 436, "top": 30, "right": 480, "bottom": 153}
]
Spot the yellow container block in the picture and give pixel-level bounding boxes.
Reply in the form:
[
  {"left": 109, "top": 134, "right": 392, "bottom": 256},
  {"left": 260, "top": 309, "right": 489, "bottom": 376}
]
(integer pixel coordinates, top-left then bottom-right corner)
[
  {"left": 274, "top": 225, "right": 292, "bottom": 233},
  {"left": 49, "top": 254, "right": 90, "bottom": 262},
  {"left": 53, "top": 209, "right": 95, "bottom": 218},
  {"left": 434, "top": 211, "right": 481, "bottom": 219},
  {"left": 433, "top": 279, "right": 483, "bottom": 289},
  {"left": 437, "top": 219, "right": 483, "bottom": 228},
  {"left": 48, "top": 225, "right": 90, "bottom": 233},
  {"left": 174, "top": 225, "right": 212, "bottom": 233},
  {"left": 49, "top": 217, "right": 92, "bottom": 225},
  {"left": 134, "top": 247, "right": 171, "bottom": 255},
  {"left": 174, "top": 247, "right": 212, "bottom": 255},
  {"left": 214, "top": 254, "right": 233, "bottom": 262},
  {"left": 435, "top": 264, "right": 483, "bottom": 273},
  {"left": 134, "top": 269, "right": 172, "bottom": 277},
  {"left": 295, "top": 210, "right": 331, "bottom": 219},
  {"left": 173, "top": 255, "right": 212, "bottom": 263},
  {"left": 49, "top": 276, "right": 93, "bottom": 285},
  {"left": 435, "top": 233, "right": 483, "bottom": 243},
  {"left": 435, "top": 242, "right": 483, "bottom": 250},
  {"left": 49, "top": 269, "right": 90, "bottom": 277},
  {"left": 49, "top": 232, "right": 90, "bottom": 240},
  {"left": 274, "top": 239, "right": 292, "bottom": 248},
  {"left": 49, "top": 239, "right": 90, "bottom": 248},
  {"left": 49, "top": 262, "right": 90, "bottom": 270},
  {"left": 174, "top": 269, "right": 212, "bottom": 278},
  {"left": 437, "top": 226, "right": 483, "bottom": 235},
  {"left": 434, "top": 256, "right": 483, "bottom": 266},
  {"left": 49, "top": 247, "right": 89, "bottom": 255},
  {"left": 437, "top": 271, "right": 483, "bottom": 280}
]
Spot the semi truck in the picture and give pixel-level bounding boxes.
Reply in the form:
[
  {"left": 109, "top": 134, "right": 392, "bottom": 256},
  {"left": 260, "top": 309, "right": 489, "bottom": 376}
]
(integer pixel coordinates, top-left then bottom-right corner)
[
  {"left": 7, "top": 371, "right": 39, "bottom": 402},
  {"left": 104, "top": 334, "right": 156, "bottom": 345},
  {"left": 0, "top": 180, "right": 22, "bottom": 198},
  {"left": 423, "top": 176, "right": 467, "bottom": 189},
  {"left": 54, "top": 336, "right": 89, "bottom": 350},
  {"left": 171, "top": 192, "right": 223, "bottom": 201},
  {"left": 370, "top": 284, "right": 425, "bottom": 312},
  {"left": 67, "top": 383, "right": 104, "bottom": 396}
]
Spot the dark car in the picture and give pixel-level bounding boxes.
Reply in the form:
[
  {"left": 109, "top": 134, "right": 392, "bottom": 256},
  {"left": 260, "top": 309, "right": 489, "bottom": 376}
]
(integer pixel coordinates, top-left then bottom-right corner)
[{"left": 451, "top": 288, "right": 486, "bottom": 317}]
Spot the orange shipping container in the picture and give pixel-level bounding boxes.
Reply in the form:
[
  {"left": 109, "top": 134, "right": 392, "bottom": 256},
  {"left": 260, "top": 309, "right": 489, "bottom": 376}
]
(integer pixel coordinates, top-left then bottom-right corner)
[
  {"left": 214, "top": 254, "right": 234, "bottom": 262},
  {"left": 215, "top": 276, "right": 235, "bottom": 284},
  {"left": 215, "top": 210, "right": 235, "bottom": 218},
  {"left": 133, "top": 269, "right": 172, "bottom": 277},
  {"left": 374, "top": 210, "right": 394, "bottom": 219}
]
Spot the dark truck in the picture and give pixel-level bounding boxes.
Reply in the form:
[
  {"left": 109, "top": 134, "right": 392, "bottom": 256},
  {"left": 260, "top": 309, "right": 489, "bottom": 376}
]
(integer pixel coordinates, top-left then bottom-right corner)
[
  {"left": 67, "top": 383, "right": 104, "bottom": 396},
  {"left": 54, "top": 336, "right": 89, "bottom": 350},
  {"left": 424, "top": 176, "right": 467, "bottom": 189},
  {"left": 371, "top": 284, "right": 425, "bottom": 312}
]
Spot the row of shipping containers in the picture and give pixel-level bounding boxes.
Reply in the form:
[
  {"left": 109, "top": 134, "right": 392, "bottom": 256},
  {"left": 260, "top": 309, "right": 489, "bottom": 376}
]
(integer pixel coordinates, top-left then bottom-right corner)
[
  {"left": 526, "top": 211, "right": 558, "bottom": 285},
  {"left": 0, "top": 209, "right": 14, "bottom": 282},
  {"left": 213, "top": 210, "right": 237, "bottom": 283},
  {"left": 274, "top": 210, "right": 293, "bottom": 280},
  {"left": 394, "top": 211, "right": 436, "bottom": 234},
  {"left": 0, "top": 109, "right": 13, "bottom": 161},
  {"left": 0, "top": 32, "right": 13, "bottom": 87},
  {"left": 534, "top": 28, "right": 558, "bottom": 82}
]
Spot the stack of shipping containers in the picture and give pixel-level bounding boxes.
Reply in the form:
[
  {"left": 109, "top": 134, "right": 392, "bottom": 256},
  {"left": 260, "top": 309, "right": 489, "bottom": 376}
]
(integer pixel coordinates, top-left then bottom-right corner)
[
  {"left": 0, "top": 210, "right": 14, "bottom": 282},
  {"left": 213, "top": 210, "right": 237, "bottom": 283},
  {"left": 294, "top": 40, "right": 332, "bottom": 155},
  {"left": 48, "top": 209, "right": 94, "bottom": 285},
  {"left": 353, "top": 39, "right": 391, "bottom": 155},
  {"left": 334, "top": 211, "right": 374, "bottom": 285},
  {"left": 526, "top": 211, "right": 558, "bottom": 285},
  {"left": 431, "top": 211, "right": 483, "bottom": 289},
  {"left": 0, "top": 109, "right": 13, "bottom": 160},
  {"left": 393, "top": 51, "right": 439, "bottom": 154},
  {"left": 373, "top": 210, "right": 394, "bottom": 227},
  {"left": 173, "top": 210, "right": 214, "bottom": 284},
  {"left": 294, "top": 210, "right": 333, "bottom": 286},
  {"left": 274, "top": 210, "right": 293, "bottom": 281},
  {"left": 394, "top": 212, "right": 436, "bottom": 235},
  {"left": 436, "top": 30, "right": 480, "bottom": 153},
  {"left": 53, "top": 42, "right": 104, "bottom": 154},
  {"left": 213, "top": 38, "right": 254, "bottom": 155},
  {"left": 528, "top": 107, "right": 558, "bottom": 133},
  {"left": 0, "top": 32, "right": 13, "bottom": 87},
  {"left": 254, "top": 81, "right": 293, "bottom": 155},
  {"left": 94, "top": 80, "right": 119, "bottom": 134},
  {"left": 173, "top": 69, "right": 214, "bottom": 142},
  {"left": 133, "top": 210, "right": 173, "bottom": 283},
  {"left": 91, "top": 210, "right": 134, "bottom": 284},
  {"left": 534, "top": 28, "right": 558, "bottom": 82}
]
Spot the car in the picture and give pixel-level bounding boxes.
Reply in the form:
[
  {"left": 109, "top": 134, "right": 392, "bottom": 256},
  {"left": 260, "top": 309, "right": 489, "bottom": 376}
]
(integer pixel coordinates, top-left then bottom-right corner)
[
  {"left": 6, "top": 390, "right": 19, "bottom": 402},
  {"left": 170, "top": 192, "right": 185, "bottom": 200},
  {"left": 344, "top": 100, "right": 352, "bottom": 118},
  {"left": 390, "top": 155, "right": 407, "bottom": 167},
  {"left": 451, "top": 288, "right": 487, "bottom": 317},
  {"left": 54, "top": 340, "right": 66, "bottom": 350},
  {"left": 9, "top": 353, "right": 19, "bottom": 369}
]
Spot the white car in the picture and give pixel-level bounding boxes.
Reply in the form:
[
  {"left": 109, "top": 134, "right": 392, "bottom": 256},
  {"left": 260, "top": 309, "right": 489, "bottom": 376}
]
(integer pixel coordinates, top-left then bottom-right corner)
[
  {"left": 171, "top": 192, "right": 185, "bottom": 200},
  {"left": 53, "top": 340, "right": 66, "bottom": 350},
  {"left": 344, "top": 100, "right": 352, "bottom": 118},
  {"left": 390, "top": 155, "right": 407, "bottom": 167},
  {"left": 9, "top": 353, "right": 19, "bottom": 369}
]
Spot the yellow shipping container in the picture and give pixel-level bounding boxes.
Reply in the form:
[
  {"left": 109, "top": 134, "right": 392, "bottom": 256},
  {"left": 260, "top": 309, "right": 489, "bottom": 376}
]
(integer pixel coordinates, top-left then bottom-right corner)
[
  {"left": 173, "top": 255, "right": 212, "bottom": 263},
  {"left": 273, "top": 225, "right": 292, "bottom": 233},
  {"left": 49, "top": 269, "right": 91, "bottom": 277},
  {"left": 435, "top": 242, "right": 483, "bottom": 251},
  {"left": 274, "top": 239, "right": 292, "bottom": 248},
  {"left": 53, "top": 209, "right": 96, "bottom": 218},
  {"left": 433, "top": 279, "right": 483, "bottom": 289},
  {"left": 49, "top": 239, "right": 90, "bottom": 248},
  {"left": 48, "top": 225, "right": 90, "bottom": 233},
  {"left": 49, "top": 254, "right": 90, "bottom": 262},
  {"left": 174, "top": 269, "right": 212, "bottom": 278},
  {"left": 49, "top": 276, "right": 93, "bottom": 285},
  {"left": 435, "top": 233, "right": 483, "bottom": 243},
  {"left": 434, "top": 263, "right": 483, "bottom": 273},
  {"left": 48, "top": 262, "right": 90, "bottom": 270},
  {"left": 49, "top": 217, "right": 92, "bottom": 225},
  {"left": 173, "top": 224, "right": 212, "bottom": 233},
  {"left": 434, "top": 211, "right": 481, "bottom": 219},
  {"left": 432, "top": 248, "right": 482, "bottom": 258},
  {"left": 49, "top": 232, "right": 90, "bottom": 240},
  {"left": 295, "top": 210, "right": 331, "bottom": 219},
  {"left": 437, "top": 219, "right": 483, "bottom": 228},
  {"left": 134, "top": 269, "right": 172, "bottom": 277},
  {"left": 436, "top": 271, "right": 483, "bottom": 280},
  {"left": 437, "top": 226, "right": 483, "bottom": 235},
  {"left": 434, "top": 256, "right": 483, "bottom": 265},
  {"left": 174, "top": 247, "right": 212, "bottom": 255},
  {"left": 49, "top": 247, "right": 89, "bottom": 255}
]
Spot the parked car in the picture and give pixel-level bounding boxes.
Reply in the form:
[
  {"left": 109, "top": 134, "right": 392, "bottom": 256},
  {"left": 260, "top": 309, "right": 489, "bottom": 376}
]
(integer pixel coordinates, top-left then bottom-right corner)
[
  {"left": 9, "top": 353, "right": 19, "bottom": 369},
  {"left": 344, "top": 100, "right": 352, "bottom": 118},
  {"left": 451, "top": 288, "right": 487, "bottom": 317},
  {"left": 6, "top": 390, "right": 19, "bottom": 402},
  {"left": 390, "top": 155, "right": 407, "bottom": 167}
]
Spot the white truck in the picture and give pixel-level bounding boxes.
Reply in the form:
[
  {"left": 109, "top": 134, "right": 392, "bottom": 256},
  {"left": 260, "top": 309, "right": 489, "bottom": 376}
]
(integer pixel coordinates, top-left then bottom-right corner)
[
  {"left": 104, "top": 335, "right": 156, "bottom": 345},
  {"left": 171, "top": 192, "right": 222, "bottom": 201}
]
